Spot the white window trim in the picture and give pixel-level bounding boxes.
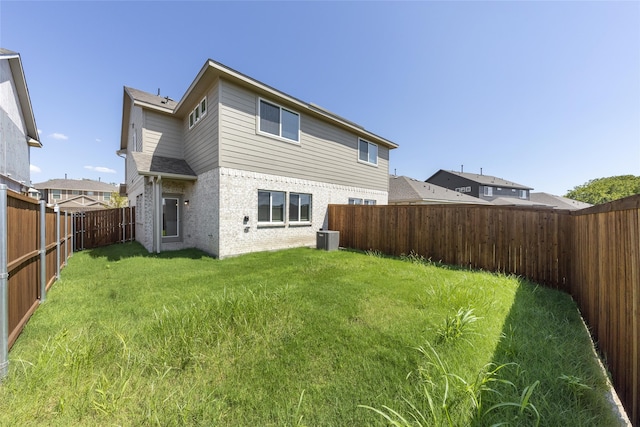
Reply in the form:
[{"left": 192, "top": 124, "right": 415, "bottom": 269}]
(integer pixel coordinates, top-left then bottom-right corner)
[
  {"left": 188, "top": 97, "right": 207, "bottom": 130},
  {"left": 257, "top": 190, "right": 286, "bottom": 226},
  {"left": 484, "top": 186, "right": 493, "bottom": 197},
  {"left": 256, "top": 97, "right": 301, "bottom": 144},
  {"left": 357, "top": 138, "right": 378, "bottom": 167},
  {"left": 288, "top": 193, "right": 312, "bottom": 224}
]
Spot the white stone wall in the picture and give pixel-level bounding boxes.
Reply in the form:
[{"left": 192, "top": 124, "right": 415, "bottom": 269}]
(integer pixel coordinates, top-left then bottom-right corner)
[
  {"left": 133, "top": 167, "right": 386, "bottom": 258},
  {"left": 217, "top": 167, "right": 387, "bottom": 258}
]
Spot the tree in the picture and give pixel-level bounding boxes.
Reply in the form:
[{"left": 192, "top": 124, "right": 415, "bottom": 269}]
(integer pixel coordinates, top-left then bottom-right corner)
[
  {"left": 565, "top": 175, "right": 640, "bottom": 205},
  {"left": 106, "top": 191, "right": 129, "bottom": 208}
]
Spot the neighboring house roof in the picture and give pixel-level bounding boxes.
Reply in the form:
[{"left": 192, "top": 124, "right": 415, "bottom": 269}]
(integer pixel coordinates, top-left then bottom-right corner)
[
  {"left": 427, "top": 169, "right": 533, "bottom": 190},
  {"left": 34, "top": 178, "right": 118, "bottom": 192},
  {"left": 389, "top": 175, "right": 492, "bottom": 205},
  {"left": 121, "top": 59, "right": 398, "bottom": 152},
  {"left": 0, "top": 48, "right": 41, "bottom": 148},
  {"left": 529, "top": 192, "right": 591, "bottom": 210},
  {"left": 491, "top": 197, "right": 551, "bottom": 207},
  {"left": 130, "top": 152, "right": 197, "bottom": 180}
]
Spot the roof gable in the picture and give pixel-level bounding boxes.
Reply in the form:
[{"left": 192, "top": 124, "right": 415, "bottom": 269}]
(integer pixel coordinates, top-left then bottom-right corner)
[
  {"left": 0, "top": 48, "right": 40, "bottom": 147},
  {"left": 121, "top": 59, "right": 398, "bottom": 151}
]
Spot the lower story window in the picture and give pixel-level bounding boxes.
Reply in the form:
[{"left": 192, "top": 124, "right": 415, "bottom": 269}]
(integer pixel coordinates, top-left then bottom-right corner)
[
  {"left": 163, "top": 197, "right": 179, "bottom": 237},
  {"left": 289, "top": 193, "right": 311, "bottom": 222},
  {"left": 258, "top": 190, "right": 285, "bottom": 223}
]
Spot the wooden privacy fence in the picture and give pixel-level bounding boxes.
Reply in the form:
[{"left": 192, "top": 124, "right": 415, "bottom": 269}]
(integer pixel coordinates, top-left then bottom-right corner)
[
  {"left": 1, "top": 186, "right": 73, "bottom": 378},
  {"left": 73, "top": 207, "right": 135, "bottom": 250},
  {"left": 328, "top": 196, "right": 640, "bottom": 426}
]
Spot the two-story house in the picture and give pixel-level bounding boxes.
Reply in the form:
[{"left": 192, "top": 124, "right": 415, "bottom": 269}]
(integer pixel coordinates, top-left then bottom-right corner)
[
  {"left": 0, "top": 49, "right": 41, "bottom": 194},
  {"left": 120, "top": 59, "right": 398, "bottom": 258},
  {"left": 34, "top": 178, "right": 119, "bottom": 211},
  {"left": 426, "top": 169, "right": 533, "bottom": 203}
]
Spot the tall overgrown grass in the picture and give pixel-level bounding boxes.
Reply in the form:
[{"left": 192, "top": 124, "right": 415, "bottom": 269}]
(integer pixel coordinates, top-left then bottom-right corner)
[{"left": 0, "top": 243, "right": 622, "bottom": 426}]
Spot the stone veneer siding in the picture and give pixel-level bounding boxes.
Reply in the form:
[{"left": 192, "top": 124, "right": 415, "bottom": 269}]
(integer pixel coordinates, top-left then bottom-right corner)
[
  {"left": 217, "top": 167, "right": 387, "bottom": 258},
  {"left": 134, "top": 167, "right": 386, "bottom": 258}
]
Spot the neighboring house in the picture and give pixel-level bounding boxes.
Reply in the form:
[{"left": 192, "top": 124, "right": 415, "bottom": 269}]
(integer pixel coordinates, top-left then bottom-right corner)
[
  {"left": 34, "top": 178, "right": 119, "bottom": 211},
  {"left": 389, "top": 175, "right": 492, "bottom": 205},
  {"left": 529, "top": 192, "right": 591, "bottom": 211},
  {"left": 0, "top": 48, "right": 41, "bottom": 194},
  {"left": 120, "top": 59, "right": 398, "bottom": 258},
  {"left": 426, "top": 169, "right": 533, "bottom": 203}
]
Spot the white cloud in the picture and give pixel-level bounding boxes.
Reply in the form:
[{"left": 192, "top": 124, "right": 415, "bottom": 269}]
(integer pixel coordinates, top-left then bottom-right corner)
[
  {"left": 30, "top": 164, "right": 41, "bottom": 173},
  {"left": 49, "top": 132, "right": 69, "bottom": 140},
  {"left": 84, "top": 165, "right": 116, "bottom": 174},
  {"left": 96, "top": 138, "right": 102, "bottom": 143}
]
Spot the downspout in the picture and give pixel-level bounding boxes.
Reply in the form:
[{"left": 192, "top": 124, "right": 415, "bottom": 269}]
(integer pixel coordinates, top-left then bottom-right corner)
[
  {"left": 156, "top": 175, "right": 162, "bottom": 253},
  {"left": 151, "top": 177, "right": 157, "bottom": 253}
]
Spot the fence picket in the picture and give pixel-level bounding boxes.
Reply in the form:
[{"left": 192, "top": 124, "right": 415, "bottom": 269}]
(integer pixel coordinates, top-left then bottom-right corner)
[{"left": 328, "top": 197, "right": 640, "bottom": 426}]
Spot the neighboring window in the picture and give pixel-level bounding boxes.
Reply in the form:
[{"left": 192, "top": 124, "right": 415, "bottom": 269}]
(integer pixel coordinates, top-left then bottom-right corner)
[
  {"left": 258, "top": 190, "right": 285, "bottom": 223},
  {"left": 72, "top": 190, "right": 80, "bottom": 196},
  {"left": 358, "top": 139, "right": 378, "bottom": 165},
  {"left": 289, "top": 193, "right": 311, "bottom": 222},
  {"left": 189, "top": 97, "right": 207, "bottom": 129},
  {"left": 484, "top": 186, "right": 493, "bottom": 197},
  {"left": 348, "top": 198, "right": 363, "bottom": 205},
  {"left": 364, "top": 199, "right": 377, "bottom": 205},
  {"left": 163, "top": 197, "right": 179, "bottom": 237},
  {"left": 52, "top": 189, "right": 61, "bottom": 200},
  {"left": 455, "top": 186, "right": 471, "bottom": 193},
  {"left": 103, "top": 192, "right": 111, "bottom": 201},
  {"left": 87, "top": 191, "right": 94, "bottom": 196},
  {"left": 519, "top": 190, "right": 527, "bottom": 199},
  {"left": 259, "top": 99, "right": 300, "bottom": 142}
]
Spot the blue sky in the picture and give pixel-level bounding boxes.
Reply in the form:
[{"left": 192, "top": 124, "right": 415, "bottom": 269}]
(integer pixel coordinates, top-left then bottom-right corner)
[{"left": 1, "top": 1, "right": 638, "bottom": 195}]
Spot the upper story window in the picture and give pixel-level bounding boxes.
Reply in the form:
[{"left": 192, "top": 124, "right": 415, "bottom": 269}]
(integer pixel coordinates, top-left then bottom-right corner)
[
  {"left": 519, "top": 189, "right": 527, "bottom": 199},
  {"left": 52, "top": 189, "right": 61, "bottom": 200},
  {"left": 189, "top": 97, "right": 207, "bottom": 129},
  {"left": 364, "top": 199, "right": 377, "bottom": 205},
  {"left": 258, "top": 99, "right": 300, "bottom": 143},
  {"left": 358, "top": 139, "right": 378, "bottom": 166},
  {"left": 348, "top": 198, "right": 363, "bottom": 205},
  {"left": 103, "top": 192, "right": 111, "bottom": 201},
  {"left": 484, "top": 186, "right": 493, "bottom": 197}
]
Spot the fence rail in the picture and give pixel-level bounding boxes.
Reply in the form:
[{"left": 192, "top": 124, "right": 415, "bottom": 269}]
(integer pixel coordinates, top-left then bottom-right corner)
[
  {"left": 328, "top": 196, "right": 640, "bottom": 426},
  {"left": 1, "top": 187, "right": 73, "bottom": 379},
  {"left": 1, "top": 195, "right": 134, "bottom": 379},
  {"left": 73, "top": 207, "right": 135, "bottom": 251}
]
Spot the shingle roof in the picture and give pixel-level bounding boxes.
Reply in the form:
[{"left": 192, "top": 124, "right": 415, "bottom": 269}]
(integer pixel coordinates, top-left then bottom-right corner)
[
  {"left": 125, "top": 87, "right": 177, "bottom": 111},
  {"left": 529, "top": 192, "right": 591, "bottom": 210},
  {"left": 436, "top": 170, "right": 533, "bottom": 190},
  {"left": 34, "top": 178, "right": 118, "bottom": 192},
  {"left": 389, "top": 175, "right": 491, "bottom": 204},
  {"left": 131, "top": 152, "right": 196, "bottom": 178}
]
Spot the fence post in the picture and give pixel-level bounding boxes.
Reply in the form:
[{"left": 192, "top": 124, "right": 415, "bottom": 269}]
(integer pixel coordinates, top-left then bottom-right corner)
[
  {"left": 0, "top": 185, "right": 8, "bottom": 379},
  {"left": 39, "top": 200, "right": 46, "bottom": 303},
  {"left": 64, "top": 211, "right": 68, "bottom": 263},
  {"left": 55, "top": 205, "right": 60, "bottom": 280}
]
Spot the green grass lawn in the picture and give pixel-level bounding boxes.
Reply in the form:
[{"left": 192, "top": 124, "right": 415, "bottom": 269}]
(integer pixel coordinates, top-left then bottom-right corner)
[{"left": 0, "top": 243, "right": 621, "bottom": 426}]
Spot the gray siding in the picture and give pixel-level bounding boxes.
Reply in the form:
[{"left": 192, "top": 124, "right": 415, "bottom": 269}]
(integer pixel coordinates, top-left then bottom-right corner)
[
  {"left": 218, "top": 80, "right": 389, "bottom": 192},
  {"left": 184, "top": 80, "right": 219, "bottom": 174},
  {"left": 126, "top": 106, "right": 144, "bottom": 188},
  {"left": 0, "top": 58, "right": 30, "bottom": 189},
  {"left": 143, "top": 110, "right": 182, "bottom": 158}
]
